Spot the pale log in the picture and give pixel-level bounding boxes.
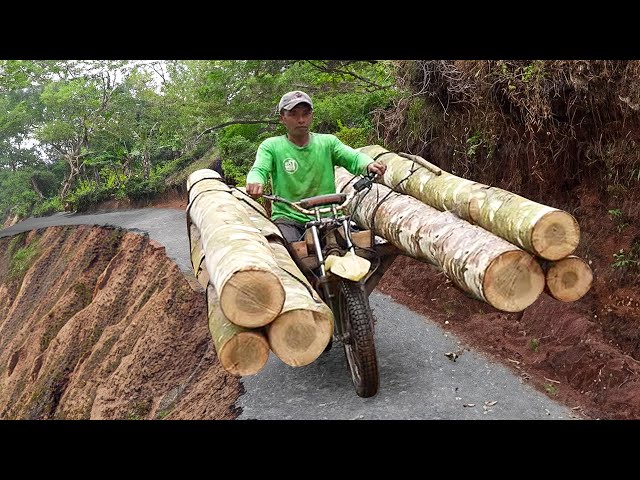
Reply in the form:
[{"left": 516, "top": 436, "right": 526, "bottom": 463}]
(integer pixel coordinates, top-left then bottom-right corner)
[
  {"left": 335, "top": 167, "right": 545, "bottom": 312},
  {"left": 186, "top": 204, "right": 269, "bottom": 376},
  {"left": 264, "top": 241, "right": 334, "bottom": 367},
  {"left": 206, "top": 283, "right": 270, "bottom": 376},
  {"left": 230, "top": 192, "right": 334, "bottom": 366},
  {"left": 188, "top": 222, "right": 209, "bottom": 289},
  {"left": 540, "top": 255, "right": 593, "bottom": 302},
  {"left": 360, "top": 145, "right": 580, "bottom": 261},
  {"left": 187, "top": 169, "right": 285, "bottom": 327}
]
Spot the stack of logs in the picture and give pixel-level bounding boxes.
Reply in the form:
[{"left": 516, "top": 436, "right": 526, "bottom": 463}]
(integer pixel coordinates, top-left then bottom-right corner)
[
  {"left": 335, "top": 145, "right": 592, "bottom": 311},
  {"left": 186, "top": 145, "right": 592, "bottom": 376},
  {"left": 186, "top": 169, "right": 333, "bottom": 377}
]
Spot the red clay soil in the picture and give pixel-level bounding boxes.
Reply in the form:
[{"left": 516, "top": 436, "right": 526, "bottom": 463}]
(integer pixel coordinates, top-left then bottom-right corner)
[{"left": 0, "top": 224, "right": 241, "bottom": 419}]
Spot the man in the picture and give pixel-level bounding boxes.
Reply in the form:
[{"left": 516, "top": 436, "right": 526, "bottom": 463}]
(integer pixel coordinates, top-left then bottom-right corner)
[{"left": 246, "top": 90, "right": 387, "bottom": 243}]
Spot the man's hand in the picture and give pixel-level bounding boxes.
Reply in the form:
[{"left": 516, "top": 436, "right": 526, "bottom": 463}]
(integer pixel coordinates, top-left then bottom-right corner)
[
  {"left": 367, "top": 160, "right": 387, "bottom": 176},
  {"left": 246, "top": 182, "right": 264, "bottom": 199}
]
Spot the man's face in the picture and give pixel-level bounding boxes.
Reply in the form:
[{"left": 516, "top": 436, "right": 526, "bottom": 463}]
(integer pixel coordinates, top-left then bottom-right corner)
[{"left": 280, "top": 103, "right": 313, "bottom": 135}]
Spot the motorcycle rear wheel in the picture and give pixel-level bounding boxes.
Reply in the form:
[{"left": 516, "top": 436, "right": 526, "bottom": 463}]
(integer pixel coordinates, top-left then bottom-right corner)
[{"left": 339, "top": 279, "right": 379, "bottom": 398}]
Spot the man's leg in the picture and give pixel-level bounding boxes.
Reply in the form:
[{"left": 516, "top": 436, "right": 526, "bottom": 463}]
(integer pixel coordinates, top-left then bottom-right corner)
[{"left": 274, "top": 219, "right": 306, "bottom": 244}]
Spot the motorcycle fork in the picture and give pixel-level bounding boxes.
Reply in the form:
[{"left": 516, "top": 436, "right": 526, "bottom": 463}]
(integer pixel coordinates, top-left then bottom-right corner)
[{"left": 309, "top": 223, "right": 349, "bottom": 342}]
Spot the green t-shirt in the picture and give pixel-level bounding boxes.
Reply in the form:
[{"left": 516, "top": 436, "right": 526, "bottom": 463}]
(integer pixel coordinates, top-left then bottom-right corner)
[{"left": 246, "top": 133, "right": 373, "bottom": 224}]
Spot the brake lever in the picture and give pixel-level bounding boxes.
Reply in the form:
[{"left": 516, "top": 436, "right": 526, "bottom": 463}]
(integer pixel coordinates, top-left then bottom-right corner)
[
  {"left": 353, "top": 172, "right": 378, "bottom": 193},
  {"left": 263, "top": 194, "right": 291, "bottom": 205}
]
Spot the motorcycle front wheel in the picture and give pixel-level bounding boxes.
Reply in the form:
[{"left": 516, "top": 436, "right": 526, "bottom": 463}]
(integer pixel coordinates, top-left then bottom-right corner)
[{"left": 338, "top": 279, "right": 379, "bottom": 398}]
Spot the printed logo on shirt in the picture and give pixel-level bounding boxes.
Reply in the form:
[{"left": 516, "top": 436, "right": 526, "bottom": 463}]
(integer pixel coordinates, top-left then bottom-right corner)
[{"left": 283, "top": 158, "right": 299, "bottom": 174}]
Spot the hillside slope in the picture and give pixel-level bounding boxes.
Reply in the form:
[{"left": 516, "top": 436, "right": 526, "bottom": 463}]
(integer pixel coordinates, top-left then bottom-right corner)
[{"left": 0, "top": 225, "right": 240, "bottom": 420}]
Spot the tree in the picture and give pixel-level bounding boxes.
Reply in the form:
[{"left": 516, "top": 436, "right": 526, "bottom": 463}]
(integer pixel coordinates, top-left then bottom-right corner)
[{"left": 34, "top": 61, "right": 137, "bottom": 199}]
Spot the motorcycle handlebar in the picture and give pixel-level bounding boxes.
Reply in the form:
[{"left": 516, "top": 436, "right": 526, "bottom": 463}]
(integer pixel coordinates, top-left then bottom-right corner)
[{"left": 263, "top": 173, "right": 377, "bottom": 216}]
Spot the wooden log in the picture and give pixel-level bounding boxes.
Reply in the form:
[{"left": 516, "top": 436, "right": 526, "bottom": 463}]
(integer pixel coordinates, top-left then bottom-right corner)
[
  {"left": 335, "top": 166, "right": 545, "bottom": 312},
  {"left": 185, "top": 205, "right": 269, "bottom": 376},
  {"left": 188, "top": 222, "right": 209, "bottom": 289},
  {"left": 397, "top": 152, "right": 442, "bottom": 175},
  {"left": 540, "top": 255, "right": 593, "bottom": 302},
  {"left": 230, "top": 190, "right": 334, "bottom": 366},
  {"left": 360, "top": 145, "right": 580, "bottom": 261},
  {"left": 206, "top": 283, "right": 270, "bottom": 376},
  {"left": 265, "top": 241, "right": 334, "bottom": 367},
  {"left": 187, "top": 169, "right": 285, "bottom": 327}
]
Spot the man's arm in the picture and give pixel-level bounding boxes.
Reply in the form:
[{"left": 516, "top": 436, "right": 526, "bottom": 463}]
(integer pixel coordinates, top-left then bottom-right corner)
[
  {"left": 366, "top": 159, "right": 386, "bottom": 176},
  {"left": 331, "top": 136, "right": 386, "bottom": 176},
  {"left": 246, "top": 141, "right": 273, "bottom": 198}
]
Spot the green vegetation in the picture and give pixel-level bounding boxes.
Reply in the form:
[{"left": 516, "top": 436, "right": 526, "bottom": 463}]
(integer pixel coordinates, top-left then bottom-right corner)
[
  {"left": 156, "top": 409, "right": 172, "bottom": 420},
  {"left": 612, "top": 244, "right": 640, "bottom": 269},
  {"left": 127, "top": 399, "right": 152, "bottom": 420},
  {"left": 608, "top": 208, "right": 630, "bottom": 232},
  {"left": 8, "top": 240, "right": 41, "bottom": 280},
  {"left": 1, "top": 60, "right": 397, "bottom": 220},
  {"left": 529, "top": 338, "right": 540, "bottom": 352}
]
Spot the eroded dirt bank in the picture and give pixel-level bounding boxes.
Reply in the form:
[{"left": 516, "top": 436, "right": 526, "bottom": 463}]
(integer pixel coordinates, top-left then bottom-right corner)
[{"left": 0, "top": 225, "right": 241, "bottom": 419}]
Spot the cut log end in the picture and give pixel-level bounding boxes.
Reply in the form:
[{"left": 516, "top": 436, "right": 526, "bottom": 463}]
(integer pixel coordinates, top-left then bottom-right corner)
[
  {"left": 484, "top": 250, "right": 545, "bottom": 312},
  {"left": 267, "top": 309, "right": 333, "bottom": 367},
  {"left": 531, "top": 211, "right": 580, "bottom": 260},
  {"left": 220, "top": 270, "right": 285, "bottom": 328},
  {"left": 546, "top": 256, "right": 593, "bottom": 302},
  {"left": 219, "top": 331, "right": 270, "bottom": 376}
]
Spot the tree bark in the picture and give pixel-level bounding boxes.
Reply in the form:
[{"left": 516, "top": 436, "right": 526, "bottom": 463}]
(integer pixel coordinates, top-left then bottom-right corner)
[
  {"left": 264, "top": 241, "right": 334, "bottom": 367},
  {"left": 228, "top": 184, "right": 334, "bottom": 366},
  {"left": 206, "top": 283, "right": 270, "bottom": 376},
  {"left": 189, "top": 169, "right": 333, "bottom": 367},
  {"left": 360, "top": 145, "right": 580, "bottom": 261},
  {"left": 539, "top": 255, "right": 593, "bottom": 302},
  {"left": 335, "top": 166, "right": 545, "bottom": 312},
  {"left": 30, "top": 176, "right": 44, "bottom": 199},
  {"left": 188, "top": 209, "right": 269, "bottom": 376},
  {"left": 187, "top": 170, "right": 286, "bottom": 327},
  {"left": 188, "top": 222, "right": 209, "bottom": 290}
]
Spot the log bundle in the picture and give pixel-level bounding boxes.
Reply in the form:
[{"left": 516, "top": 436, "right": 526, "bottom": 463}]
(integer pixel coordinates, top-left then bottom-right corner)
[
  {"left": 335, "top": 167, "right": 545, "bottom": 312},
  {"left": 228, "top": 189, "right": 334, "bottom": 367},
  {"left": 360, "top": 145, "right": 581, "bottom": 261},
  {"left": 188, "top": 171, "right": 285, "bottom": 328},
  {"left": 188, "top": 221, "right": 270, "bottom": 376},
  {"left": 185, "top": 137, "right": 593, "bottom": 375},
  {"left": 186, "top": 169, "right": 334, "bottom": 375}
]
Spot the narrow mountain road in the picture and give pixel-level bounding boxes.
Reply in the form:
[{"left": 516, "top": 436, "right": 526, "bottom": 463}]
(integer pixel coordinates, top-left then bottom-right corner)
[{"left": 1, "top": 209, "right": 578, "bottom": 420}]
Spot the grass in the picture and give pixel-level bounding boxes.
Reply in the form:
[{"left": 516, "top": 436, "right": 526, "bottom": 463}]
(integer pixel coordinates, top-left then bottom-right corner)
[
  {"left": 127, "top": 399, "right": 152, "bottom": 420},
  {"left": 8, "top": 240, "right": 41, "bottom": 281},
  {"left": 529, "top": 338, "right": 540, "bottom": 352},
  {"left": 165, "top": 148, "right": 219, "bottom": 188},
  {"left": 156, "top": 409, "right": 172, "bottom": 420}
]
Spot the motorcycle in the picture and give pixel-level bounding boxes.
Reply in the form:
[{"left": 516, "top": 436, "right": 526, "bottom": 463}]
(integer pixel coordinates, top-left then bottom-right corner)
[{"left": 264, "top": 172, "right": 399, "bottom": 398}]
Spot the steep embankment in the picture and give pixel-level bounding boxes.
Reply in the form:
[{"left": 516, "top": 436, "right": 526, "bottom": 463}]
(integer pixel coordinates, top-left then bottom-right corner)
[{"left": 0, "top": 225, "right": 241, "bottom": 419}]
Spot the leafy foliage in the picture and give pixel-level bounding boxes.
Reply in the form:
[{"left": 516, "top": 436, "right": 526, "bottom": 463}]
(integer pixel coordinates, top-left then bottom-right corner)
[
  {"left": 0, "top": 60, "right": 397, "bottom": 219},
  {"left": 8, "top": 240, "right": 41, "bottom": 280}
]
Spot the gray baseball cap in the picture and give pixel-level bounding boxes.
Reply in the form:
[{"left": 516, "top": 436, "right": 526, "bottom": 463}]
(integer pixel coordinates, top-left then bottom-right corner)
[{"left": 277, "top": 90, "right": 313, "bottom": 112}]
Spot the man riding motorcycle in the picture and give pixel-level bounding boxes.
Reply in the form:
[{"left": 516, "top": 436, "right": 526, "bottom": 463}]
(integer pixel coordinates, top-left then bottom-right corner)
[{"left": 245, "top": 90, "right": 386, "bottom": 243}]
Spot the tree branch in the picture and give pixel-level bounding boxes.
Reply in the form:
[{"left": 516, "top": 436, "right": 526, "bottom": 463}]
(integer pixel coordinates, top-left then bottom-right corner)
[
  {"left": 195, "top": 119, "right": 280, "bottom": 143},
  {"left": 305, "top": 60, "right": 392, "bottom": 92},
  {"left": 30, "top": 176, "right": 44, "bottom": 198}
]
